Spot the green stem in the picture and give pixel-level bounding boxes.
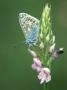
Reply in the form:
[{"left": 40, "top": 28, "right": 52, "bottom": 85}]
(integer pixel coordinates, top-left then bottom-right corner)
[{"left": 44, "top": 83, "right": 48, "bottom": 90}]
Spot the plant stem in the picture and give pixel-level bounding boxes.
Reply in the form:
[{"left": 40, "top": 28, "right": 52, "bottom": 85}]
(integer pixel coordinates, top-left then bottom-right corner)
[{"left": 44, "top": 83, "right": 48, "bottom": 90}]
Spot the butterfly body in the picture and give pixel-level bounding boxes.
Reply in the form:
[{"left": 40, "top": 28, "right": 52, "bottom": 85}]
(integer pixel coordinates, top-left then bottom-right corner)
[{"left": 19, "top": 13, "right": 40, "bottom": 46}]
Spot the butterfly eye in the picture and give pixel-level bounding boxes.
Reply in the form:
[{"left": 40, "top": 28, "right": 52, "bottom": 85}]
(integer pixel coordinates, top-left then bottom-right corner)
[{"left": 58, "top": 48, "right": 64, "bottom": 54}]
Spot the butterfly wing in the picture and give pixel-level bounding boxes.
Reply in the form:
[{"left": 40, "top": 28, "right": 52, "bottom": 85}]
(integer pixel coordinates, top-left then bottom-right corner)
[
  {"left": 19, "top": 13, "right": 40, "bottom": 45},
  {"left": 25, "top": 25, "right": 39, "bottom": 45}
]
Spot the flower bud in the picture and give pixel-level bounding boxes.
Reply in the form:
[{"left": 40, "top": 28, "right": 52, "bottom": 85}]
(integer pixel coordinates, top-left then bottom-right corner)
[
  {"left": 40, "top": 32, "right": 43, "bottom": 39},
  {"left": 49, "top": 43, "right": 55, "bottom": 53},
  {"left": 52, "top": 35, "right": 55, "bottom": 43},
  {"left": 39, "top": 42, "right": 44, "bottom": 49},
  {"left": 28, "top": 49, "right": 37, "bottom": 57},
  {"left": 46, "top": 34, "right": 50, "bottom": 42}
]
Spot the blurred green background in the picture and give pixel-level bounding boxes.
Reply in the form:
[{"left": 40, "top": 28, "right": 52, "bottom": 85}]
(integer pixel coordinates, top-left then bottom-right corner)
[{"left": 0, "top": 0, "right": 67, "bottom": 90}]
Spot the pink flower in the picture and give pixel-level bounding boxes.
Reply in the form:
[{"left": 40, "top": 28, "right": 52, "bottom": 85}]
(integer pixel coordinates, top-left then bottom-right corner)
[
  {"left": 28, "top": 48, "right": 51, "bottom": 84},
  {"left": 38, "top": 68, "right": 51, "bottom": 84},
  {"left": 28, "top": 49, "right": 42, "bottom": 72},
  {"left": 32, "top": 58, "right": 42, "bottom": 72}
]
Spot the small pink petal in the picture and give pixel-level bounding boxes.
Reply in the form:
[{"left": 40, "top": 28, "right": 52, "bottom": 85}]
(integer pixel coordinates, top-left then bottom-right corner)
[
  {"left": 42, "top": 68, "right": 51, "bottom": 74},
  {"left": 38, "top": 67, "right": 51, "bottom": 84},
  {"left": 28, "top": 49, "right": 37, "bottom": 57},
  {"left": 31, "top": 58, "right": 42, "bottom": 72},
  {"left": 31, "top": 63, "right": 42, "bottom": 72},
  {"left": 40, "top": 78, "right": 45, "bottom": 84},
  {"left": 33, "top": 58, "right": 42, "bottom": 67},
  {"left": 46, "top": 75, "right": 51, "bottom": 83},
  {"left": 32, "top": 63, "right": 37, "bottom": 70}
]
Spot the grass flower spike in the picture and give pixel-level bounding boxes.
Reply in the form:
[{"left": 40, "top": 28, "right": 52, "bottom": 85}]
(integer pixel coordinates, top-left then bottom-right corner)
[{"left": 19, "top": 3, "right": 64, "bottom": 88}]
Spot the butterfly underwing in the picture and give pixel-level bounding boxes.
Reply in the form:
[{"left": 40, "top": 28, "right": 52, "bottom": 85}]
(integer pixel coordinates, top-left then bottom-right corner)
[{"left": 19, "top": 13, "right": 40, "bottom": 46}]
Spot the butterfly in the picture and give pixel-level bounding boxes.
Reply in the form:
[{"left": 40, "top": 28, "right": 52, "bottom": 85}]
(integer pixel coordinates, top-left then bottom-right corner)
[{"left": 19, "top": 13, "right": 40, "bottom": 46}]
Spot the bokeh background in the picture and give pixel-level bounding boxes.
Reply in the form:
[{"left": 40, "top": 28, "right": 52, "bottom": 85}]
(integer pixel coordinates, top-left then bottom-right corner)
[{"left": 0, "top": 0, "right": 67, "bottom": 90}]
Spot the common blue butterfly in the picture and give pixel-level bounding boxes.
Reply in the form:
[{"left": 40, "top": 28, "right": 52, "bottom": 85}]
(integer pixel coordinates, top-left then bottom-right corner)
[{"left": 19, "top": 13, "right": 39, "bottom": 46}]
